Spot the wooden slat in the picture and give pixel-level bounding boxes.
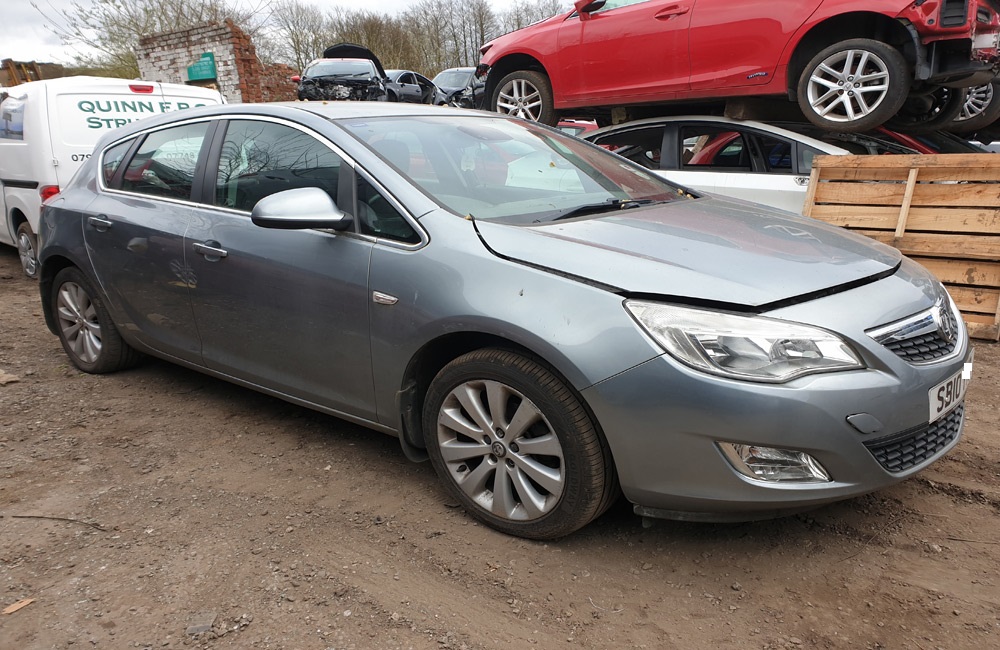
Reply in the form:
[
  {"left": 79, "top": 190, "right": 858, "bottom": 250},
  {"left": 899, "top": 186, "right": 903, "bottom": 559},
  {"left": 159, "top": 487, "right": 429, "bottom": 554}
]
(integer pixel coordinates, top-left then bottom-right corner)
[
  {"left": 967, "top": 320, "right": 1000, "bottom": 341},
  {"left": 809, "top": 205, "right": 1000, "bottom": 234},
  {"left": 813, "top": 182, "right": 908, "bottom": 206},
  {"left": 810, "top": 167, "right": 1000, "bottom": 182},
  {"left": 915, "top": 257, "right": 1000, "bottom": 287},
  {"left": 944, "top": 285, "right": 1000, "bottom": 314},
  {"left": 800, "top": 166, "right": 820, "bottom": 217},
  {"left": 855, "top": 230, "right": 1000, "bottom": 261},
  {"left": 894, "top": 168, "right": 919, "bottom": 237},
  {"left": 910, "top": 183, "right": 1000, "bottom": 208},
  {"left": 813, "top": 153, "right": 1000, "bottom": 169}
]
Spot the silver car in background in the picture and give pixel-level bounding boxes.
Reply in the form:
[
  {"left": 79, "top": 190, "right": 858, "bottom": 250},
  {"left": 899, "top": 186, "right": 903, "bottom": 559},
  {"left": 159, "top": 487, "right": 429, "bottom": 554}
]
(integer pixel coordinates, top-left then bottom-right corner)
[{"left": 37, "top": 103, "right": 972, "bottom": 539}]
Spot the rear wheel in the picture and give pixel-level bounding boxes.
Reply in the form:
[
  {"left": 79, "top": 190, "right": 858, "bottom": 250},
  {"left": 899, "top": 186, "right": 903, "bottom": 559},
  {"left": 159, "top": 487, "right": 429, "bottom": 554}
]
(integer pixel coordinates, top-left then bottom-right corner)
[
  {"left": 797, "top": 38, "right": 910, "bottom": 132},
  {"left": 949, "top": 81, "right": 1000, "bottom": 134},
  {"left": 15, "top": 221, "right": 38, "bottom": 279},
  {"left": 491, "top": 70, "right": 556, "bottom": 125},
  {"left": 423, "top": 349, "right": 617, "bottom": 539},
  {"left": 51, "top": 267, "right": 142, "bottom": 374},
  {"left": 885, "top": 85, "right": 964, "bottom": 134}
]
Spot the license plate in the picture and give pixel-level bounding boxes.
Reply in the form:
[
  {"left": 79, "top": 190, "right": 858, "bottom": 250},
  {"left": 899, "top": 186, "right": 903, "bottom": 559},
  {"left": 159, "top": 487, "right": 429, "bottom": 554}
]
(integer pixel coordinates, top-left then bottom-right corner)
[{"left": 928, "top": 350, "right": 974, "bottom": 423}]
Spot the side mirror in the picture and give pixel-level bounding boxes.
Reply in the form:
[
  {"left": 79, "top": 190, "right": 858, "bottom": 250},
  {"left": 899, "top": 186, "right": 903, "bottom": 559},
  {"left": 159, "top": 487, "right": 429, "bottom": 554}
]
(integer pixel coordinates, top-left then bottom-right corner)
[
  {"left": 291, "top": 75, "right": 301, "bottom": 82},
  {"left": 575, "top": 0, "right": 607, "bottom": 15},
  {"left": 251, "top": 187, "right": 352, "bottom": 231}
]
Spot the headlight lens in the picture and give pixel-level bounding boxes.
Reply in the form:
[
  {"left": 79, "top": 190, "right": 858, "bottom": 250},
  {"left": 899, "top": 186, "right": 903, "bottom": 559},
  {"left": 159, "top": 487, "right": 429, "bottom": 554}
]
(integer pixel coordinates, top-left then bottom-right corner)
[{"left": 625, "top": 300, "right": 864, "bottom": 382}]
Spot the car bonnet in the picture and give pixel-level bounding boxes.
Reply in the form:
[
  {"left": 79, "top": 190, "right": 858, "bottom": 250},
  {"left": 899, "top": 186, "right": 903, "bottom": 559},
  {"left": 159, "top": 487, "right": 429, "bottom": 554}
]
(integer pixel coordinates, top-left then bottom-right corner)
[{"left": 473, "top": 196, "right": 902, "bottom": 308}]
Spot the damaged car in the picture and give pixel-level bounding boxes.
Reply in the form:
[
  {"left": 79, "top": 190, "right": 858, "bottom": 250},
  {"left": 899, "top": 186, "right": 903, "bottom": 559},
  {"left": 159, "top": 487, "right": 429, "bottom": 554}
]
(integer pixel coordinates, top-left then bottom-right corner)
[
  {"left": 294, "top": 43, "right": 389, "bottom": 102},
  {"left": 478, "top": 0, "right": 1000, "bottom": 133},
  {"left": 432, "top": 67, "right": 486, "bottom": 108}
]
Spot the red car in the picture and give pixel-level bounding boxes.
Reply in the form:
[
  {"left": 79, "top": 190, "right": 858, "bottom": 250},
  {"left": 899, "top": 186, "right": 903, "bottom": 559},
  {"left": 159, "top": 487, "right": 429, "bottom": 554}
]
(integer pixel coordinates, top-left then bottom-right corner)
[{"left": 477, "top": 0, "right": 1000, "bottom": 132}]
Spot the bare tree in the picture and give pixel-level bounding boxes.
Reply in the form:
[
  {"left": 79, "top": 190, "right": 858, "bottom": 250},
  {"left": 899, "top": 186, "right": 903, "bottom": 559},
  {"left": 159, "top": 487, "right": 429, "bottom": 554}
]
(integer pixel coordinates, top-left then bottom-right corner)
[
  {"left": 267, "top": 0, "right": 334, "bottom": 69},
  {"left": 497, "top": 0, "right": 565, "bottom": 34}
]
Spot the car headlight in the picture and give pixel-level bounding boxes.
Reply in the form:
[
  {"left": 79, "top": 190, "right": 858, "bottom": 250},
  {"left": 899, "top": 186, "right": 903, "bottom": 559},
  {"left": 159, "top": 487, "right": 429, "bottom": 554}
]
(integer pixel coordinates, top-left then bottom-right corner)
[{"left": 625, "top": 300, "right": 864, "bottom": 383}]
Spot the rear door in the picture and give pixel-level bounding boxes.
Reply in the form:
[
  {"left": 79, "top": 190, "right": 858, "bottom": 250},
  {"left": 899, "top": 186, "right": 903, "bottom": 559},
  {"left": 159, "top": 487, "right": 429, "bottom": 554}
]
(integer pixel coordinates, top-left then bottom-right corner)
[{"left": 83, "top": 121, "right": 214, "bottom": 361}]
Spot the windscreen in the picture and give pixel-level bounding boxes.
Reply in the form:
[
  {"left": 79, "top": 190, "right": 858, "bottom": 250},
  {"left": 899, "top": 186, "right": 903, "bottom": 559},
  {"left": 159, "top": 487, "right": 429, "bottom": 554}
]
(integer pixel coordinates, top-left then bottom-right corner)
[{"left": 305, "top": 60, "right": 376, "bottom": 79}]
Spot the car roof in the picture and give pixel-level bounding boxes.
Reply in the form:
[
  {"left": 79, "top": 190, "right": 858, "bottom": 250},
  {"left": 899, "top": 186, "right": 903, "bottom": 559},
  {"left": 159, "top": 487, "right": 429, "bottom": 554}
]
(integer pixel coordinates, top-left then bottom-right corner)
[{"left": 586, "top": 115, "right": 849, "bottom": 155}]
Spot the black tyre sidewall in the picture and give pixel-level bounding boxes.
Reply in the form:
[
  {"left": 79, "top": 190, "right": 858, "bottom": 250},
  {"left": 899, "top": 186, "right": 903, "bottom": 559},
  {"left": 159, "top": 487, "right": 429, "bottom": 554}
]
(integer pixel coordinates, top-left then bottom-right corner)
[
  {"left": 885, "top": 86, "right": 965, "bottom": 134},
  {"left": 51, "top": 267, "right": 139, "bottom": 374},
  {"left": 490, "top": 70, "right": 557, "bottom": 125},
  {"left": 797, "top": 38, "right": 911, "bottom": 133},
  {"left": 422, "top": 349, "right": 613, "bottom": 539}
]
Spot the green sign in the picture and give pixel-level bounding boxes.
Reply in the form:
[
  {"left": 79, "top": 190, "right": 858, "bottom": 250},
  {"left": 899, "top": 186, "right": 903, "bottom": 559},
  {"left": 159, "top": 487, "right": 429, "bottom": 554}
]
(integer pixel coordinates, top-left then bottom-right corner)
[{"left": 187, "top": 52, "right": 217, "bottom": 82}]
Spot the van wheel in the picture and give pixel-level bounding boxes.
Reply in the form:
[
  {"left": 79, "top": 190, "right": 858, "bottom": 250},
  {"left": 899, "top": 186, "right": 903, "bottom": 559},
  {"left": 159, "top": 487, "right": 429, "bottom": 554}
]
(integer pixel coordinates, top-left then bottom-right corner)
[
  {"left": 797, "top": 39, "right": 910, "bottom": 132},
  {"left": 16, "top": 222, "right": 39, "bottom": 279},
  {"left": 52, "top": 267, "right": 143, "bottom": 373}
]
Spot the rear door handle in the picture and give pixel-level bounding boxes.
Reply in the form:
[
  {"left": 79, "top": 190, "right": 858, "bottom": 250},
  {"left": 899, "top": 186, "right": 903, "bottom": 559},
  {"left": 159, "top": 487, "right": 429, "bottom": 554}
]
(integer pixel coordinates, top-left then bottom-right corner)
[
  {"left": 87, "top": 215, "right": 112, "bottom": 232},
  {"left": 655, "top": 4, "right": 690, "bottom": 19},
  {"left": 193, "top": 241, "right": 228, "bottom": 261}
]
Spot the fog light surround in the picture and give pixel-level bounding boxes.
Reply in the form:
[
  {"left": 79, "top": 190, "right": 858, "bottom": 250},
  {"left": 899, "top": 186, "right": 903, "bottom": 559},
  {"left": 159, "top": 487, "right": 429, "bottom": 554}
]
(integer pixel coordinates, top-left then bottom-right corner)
[{"left": 718, "top": 442, "right": 831, "bottom": 483}]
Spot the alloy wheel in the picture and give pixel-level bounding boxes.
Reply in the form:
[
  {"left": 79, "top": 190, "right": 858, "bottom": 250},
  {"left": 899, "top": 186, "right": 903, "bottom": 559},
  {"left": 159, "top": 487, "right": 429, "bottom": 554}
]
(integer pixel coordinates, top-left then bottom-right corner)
[
  {"left": 435, "top": 379, "right": 565, "bottom": 520},
  {"left": 16, "top": 229, "right": 38, "bottom": 277},
  {"left": 56, "top": 282, "right": 102, "bottom": 364},
  {"left": 956, "top": 83, "right": 994, "bottom": 122},
  {"left": 496, "top": 79, "right": 544, "bottom": 121},
  {"left": 807, "top": 49, "right": 891, "bottom": 122}
]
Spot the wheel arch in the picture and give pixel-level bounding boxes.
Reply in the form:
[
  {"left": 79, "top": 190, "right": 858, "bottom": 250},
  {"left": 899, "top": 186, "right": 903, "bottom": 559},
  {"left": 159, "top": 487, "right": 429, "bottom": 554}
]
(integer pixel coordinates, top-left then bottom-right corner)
[
  {"left": 395, "top": 331, "right": 606, "bottom": 460},
  {"left": 787, "top": 13, "right": 916, "bottom": 96},
  {"left": 38, "top": 254, "right": 77, "bottom": 336},
  {"left": 484, "top": 54, "right": 550, "bottom": 108}
]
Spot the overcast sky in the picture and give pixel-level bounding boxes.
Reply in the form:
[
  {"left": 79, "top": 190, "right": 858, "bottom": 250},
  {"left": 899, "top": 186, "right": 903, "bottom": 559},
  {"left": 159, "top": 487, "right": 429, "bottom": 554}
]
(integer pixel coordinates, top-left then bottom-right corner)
[{"left": 6, "top": 0, "right": 515, "bottom": 65}]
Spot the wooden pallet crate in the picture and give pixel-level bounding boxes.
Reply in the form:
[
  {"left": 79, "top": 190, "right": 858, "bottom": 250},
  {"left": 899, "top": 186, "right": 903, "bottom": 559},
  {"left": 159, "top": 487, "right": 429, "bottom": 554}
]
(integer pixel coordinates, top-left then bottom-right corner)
[{"left": 802, "top": 154, "right": 1000, "bottom": 341}]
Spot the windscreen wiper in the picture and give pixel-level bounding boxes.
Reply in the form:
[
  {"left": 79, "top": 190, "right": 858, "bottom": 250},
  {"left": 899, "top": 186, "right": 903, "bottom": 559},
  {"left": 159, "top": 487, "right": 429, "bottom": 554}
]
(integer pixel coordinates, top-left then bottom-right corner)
[{"left": 541, "top": 198, "right": 659, "bottom": 223}]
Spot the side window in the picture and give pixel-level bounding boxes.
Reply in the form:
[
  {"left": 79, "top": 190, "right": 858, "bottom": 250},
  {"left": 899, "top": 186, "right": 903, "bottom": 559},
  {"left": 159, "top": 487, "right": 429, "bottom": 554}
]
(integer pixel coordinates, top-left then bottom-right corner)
[
  {"left": 214, "top": 120, "right": 342, "bottom": 212},
  {"left": 799, "top": 145, "right": 823, "bottom": 172},
  {"left": 681, "top": 127, "right": 750, "bottom": 170},
  {"left": 400, "top": 73, "right": 415, "bottom": 85},
  {"left": 357, "top": 175, "right": 420, "bottom": 244},
  {"left": 592, "top": 126, "right": 663, "bottom": 169},
  {"left": 593, "top": 0, "right": 653, "bottom": 14},
  {"left": 101, "top": 138, "right": 135, "bottom": 187},
  {"left": 754, "top": 134, "right": 794, "bottom": 172},
  {"left": 121, "top": 123, "right": 209, "bottom": 200}
]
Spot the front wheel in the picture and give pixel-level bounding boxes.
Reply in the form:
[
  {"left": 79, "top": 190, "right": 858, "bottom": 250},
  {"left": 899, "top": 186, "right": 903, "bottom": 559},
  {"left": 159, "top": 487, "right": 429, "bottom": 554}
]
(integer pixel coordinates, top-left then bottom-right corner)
[
  {"left": 422, "top": 349, "right": 617, "bottom": 539},
  {"left": 16, "top": 221, "right": 38, "bottom": 279},
  {"left": 51, "top": 267, "right": 142, "bottom": 373},
  {"left": 797, "top": 38, "right": 910, "bottom": 132},
  {"left": 491, "top": 70, "right": 556, "bottom": 125}
]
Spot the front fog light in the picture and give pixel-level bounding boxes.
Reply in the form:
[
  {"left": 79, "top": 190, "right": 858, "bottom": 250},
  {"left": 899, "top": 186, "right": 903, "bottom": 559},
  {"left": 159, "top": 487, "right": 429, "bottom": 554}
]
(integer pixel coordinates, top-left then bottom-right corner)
[{"left": 719, "top": 442, "right": 831, "bottom": 483}]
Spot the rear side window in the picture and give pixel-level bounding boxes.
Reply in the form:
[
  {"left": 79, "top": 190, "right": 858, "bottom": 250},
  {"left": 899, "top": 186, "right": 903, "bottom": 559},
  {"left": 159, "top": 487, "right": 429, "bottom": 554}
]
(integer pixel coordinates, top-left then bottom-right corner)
[
  {"left": 121, "top": 123, "right": 210, "bottom": 200},
  {"left": 101, "top": 139, "right": 135, "bottom": 186},
  {"left": 213, "top": 120, "right": 343, "bottom": 212}
]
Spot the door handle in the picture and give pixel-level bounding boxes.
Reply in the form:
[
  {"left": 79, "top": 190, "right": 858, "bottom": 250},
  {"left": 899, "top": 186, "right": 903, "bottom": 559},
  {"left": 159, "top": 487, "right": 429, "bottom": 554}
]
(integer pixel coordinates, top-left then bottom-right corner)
[
  {"left": 655, "top": 4, "right": 690, "bottom": 19},
  {"left": 87, "top": 215, "right": 112, "bottom": 232},
  {"left": 193, "top": 241, "right": 228, "bottom": 260},
  {"left": 794, "top": 176, "right": 810, "bottom": 186}
]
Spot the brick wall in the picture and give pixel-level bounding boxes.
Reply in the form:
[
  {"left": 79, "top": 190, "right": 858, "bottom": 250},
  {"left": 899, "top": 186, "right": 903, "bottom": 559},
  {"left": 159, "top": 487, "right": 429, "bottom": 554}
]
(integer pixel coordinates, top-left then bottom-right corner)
[{"left": 136, "top": 20, "right": 296, "bottom": 104}]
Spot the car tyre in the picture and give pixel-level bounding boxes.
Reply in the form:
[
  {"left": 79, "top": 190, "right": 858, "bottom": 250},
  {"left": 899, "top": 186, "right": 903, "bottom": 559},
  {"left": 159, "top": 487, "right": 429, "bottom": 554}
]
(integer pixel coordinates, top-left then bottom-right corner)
[
  {"left": 491, "top": 70, "right": 557, "bottom": 125},
  {"left": 16, "top": 221, "right": 39, "bottom": 279},
  {"left": 422, "top": 348, "right": 617, "bottom": 539},
  {"left": 797, "top": 38, "right": 910, "bottom": 133},
  {"left": 51, "top": 266, "right": 142, "bottom": 374},
  {"left": 949, "top": 81, "right": 1000, "bottom": 134},
  {"left": 885, "top": 85, "right": 965, "bottom": 134}
]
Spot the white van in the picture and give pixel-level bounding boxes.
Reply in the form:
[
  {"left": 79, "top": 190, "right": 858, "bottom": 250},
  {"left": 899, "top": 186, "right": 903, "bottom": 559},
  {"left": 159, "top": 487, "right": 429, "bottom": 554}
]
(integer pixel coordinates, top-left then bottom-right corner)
[{"left": 0, "top": 76, "right": 224, "bottom": 277}]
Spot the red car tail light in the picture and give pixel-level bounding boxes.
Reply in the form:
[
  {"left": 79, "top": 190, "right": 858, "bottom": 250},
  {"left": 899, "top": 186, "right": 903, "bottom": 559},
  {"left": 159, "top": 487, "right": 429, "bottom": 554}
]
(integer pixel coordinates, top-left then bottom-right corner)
[{"left": 40, "top": 185, "right": 60, "bottom": 203}]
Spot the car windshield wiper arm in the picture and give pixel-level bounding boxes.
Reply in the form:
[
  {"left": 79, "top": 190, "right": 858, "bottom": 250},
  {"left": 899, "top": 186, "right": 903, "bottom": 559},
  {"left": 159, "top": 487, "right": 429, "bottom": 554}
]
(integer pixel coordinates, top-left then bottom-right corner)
[{"left": 541, "top": 198, "right": 659, "bottom": 222}]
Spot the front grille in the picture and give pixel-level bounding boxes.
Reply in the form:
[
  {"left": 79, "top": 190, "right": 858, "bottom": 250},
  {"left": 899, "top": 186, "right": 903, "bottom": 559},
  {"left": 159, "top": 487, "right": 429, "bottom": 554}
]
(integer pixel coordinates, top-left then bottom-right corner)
[
  {"left": 941, "top": 0, "right": 969, "bottom": 27},
  {"left": 864, "top": 405, "right": 963, "bottom": 473},
  {"left": 870, "top": 298, "right": 960, "bottom": 364}
]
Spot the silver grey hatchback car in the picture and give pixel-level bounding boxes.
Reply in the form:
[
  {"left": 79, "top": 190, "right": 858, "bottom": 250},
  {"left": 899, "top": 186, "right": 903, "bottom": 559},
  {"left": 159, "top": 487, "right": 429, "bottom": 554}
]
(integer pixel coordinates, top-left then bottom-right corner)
[{"left": 38, "top": 102, "right": 973, "bottom": 539}]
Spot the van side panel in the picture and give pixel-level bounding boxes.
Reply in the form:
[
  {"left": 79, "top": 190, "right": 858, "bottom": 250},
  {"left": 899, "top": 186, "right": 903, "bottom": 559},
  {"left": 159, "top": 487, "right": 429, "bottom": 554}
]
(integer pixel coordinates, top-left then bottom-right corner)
[{"left": 0, "top": 85, "right": 53, "bottom": 245}]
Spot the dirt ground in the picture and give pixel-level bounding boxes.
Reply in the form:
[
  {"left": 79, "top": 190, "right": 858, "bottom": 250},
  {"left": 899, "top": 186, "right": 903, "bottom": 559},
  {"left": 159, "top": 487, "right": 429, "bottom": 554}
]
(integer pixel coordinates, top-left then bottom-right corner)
[{"left": 0, "top": 245, "right": 998, "bottom": 650}]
